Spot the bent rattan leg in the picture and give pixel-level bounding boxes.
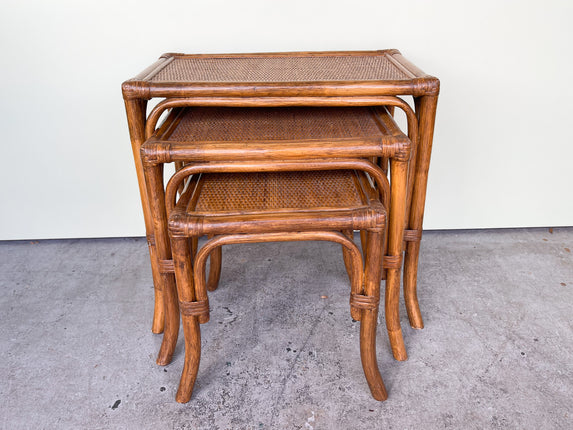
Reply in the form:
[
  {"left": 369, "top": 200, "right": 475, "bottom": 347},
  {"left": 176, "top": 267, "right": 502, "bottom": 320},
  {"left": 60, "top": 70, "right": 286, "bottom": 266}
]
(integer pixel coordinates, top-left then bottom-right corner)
[
  {"left": 147, "top": 239, "right": 165, "bottom": 334},
  {"left": 124, "top": 98, "right": 166, "bottom": 335},
  {"left": 143, "top": 162, "right": 180, "bottom": 365},
  {"left": 171, "top": 235, "right": 202, "bottom": 403},
  {"left": 176, "top": 314, "right": 201, "bottom": 403},
  {"left": 404, "top": 240, "right": 424, "bottom": 329},
  {"left": 156, "top": 274, "right": 180, "bottom": 366},
  {"left": 402, "top": 94, "right": 438, "bottom": 329},
  {"left": 360, "top": 228, "right": 387, "bottom": 401},
  {"left": 206, "top": 244, "right": 222, "bottom": 292},
  {"left": 190, "top": 237, "right": 198, "bottom": 259},
  {"left": 384, "top": 267, "right": 407, "bottom": 361},
  {"left": 186, "top": 231, "right": 385, "bottom": 401},
  {"left": 383, "top": 158, "right": 409, "bottom": 361},
  {"left": 360, "top": 230, "right": 368, "bottom": 263},
  {"left": 341, "top": 230, "right": 355, "bottom": 285}
]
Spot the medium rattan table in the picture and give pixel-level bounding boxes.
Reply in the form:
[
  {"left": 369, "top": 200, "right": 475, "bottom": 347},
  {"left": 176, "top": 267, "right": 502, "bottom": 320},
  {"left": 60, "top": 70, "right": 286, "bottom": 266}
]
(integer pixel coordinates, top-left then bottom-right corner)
[{"left": 122, "top": 50, "right": 439, "bottom": 360}]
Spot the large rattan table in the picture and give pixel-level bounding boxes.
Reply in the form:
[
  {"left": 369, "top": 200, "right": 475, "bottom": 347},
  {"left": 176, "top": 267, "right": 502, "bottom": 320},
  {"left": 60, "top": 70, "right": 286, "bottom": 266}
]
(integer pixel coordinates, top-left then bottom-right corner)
[{"left": 122, "top": 50, "right": 439, "bottom": 355}]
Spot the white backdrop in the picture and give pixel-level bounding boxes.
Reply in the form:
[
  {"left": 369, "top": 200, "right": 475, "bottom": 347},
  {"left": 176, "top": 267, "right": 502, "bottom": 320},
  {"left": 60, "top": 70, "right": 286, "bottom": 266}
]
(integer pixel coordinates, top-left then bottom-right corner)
[{"left": 1, "top": 0, "right": 572, "bottom": 240}]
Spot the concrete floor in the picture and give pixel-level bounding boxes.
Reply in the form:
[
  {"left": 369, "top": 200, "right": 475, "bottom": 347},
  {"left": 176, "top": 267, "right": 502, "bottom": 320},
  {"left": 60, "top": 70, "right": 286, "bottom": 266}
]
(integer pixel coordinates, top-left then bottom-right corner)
[{"left": 1, "top": 228, "right": 572, "bottom": 429}]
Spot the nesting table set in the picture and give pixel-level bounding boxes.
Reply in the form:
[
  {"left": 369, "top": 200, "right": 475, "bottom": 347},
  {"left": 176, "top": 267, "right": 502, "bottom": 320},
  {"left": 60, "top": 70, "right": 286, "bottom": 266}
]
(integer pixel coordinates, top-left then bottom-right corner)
[{"left": 122, "top": 50, "right": 439, "bottom": 403}]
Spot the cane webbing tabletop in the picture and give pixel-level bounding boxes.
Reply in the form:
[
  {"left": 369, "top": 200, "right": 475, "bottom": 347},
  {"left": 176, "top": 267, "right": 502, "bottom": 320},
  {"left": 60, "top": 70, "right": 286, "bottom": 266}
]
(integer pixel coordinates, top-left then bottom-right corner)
[
  {"left": 141, "top": 106, "right": 410, "bottom": 164},
  {"left": 172, "top": 169, "right": 384, "bottom": 236},
  {"left": 122, "top": 50, "right": 438, "bottom": 99},
  {"left": 191, "top": 170, "right": 364, "bottom": 214},
  {"left": 150, "top": 54, "right": 410, "bottom": 82},
  {"left": 163, "top": 107, "right": 395, "bottom": 142}
]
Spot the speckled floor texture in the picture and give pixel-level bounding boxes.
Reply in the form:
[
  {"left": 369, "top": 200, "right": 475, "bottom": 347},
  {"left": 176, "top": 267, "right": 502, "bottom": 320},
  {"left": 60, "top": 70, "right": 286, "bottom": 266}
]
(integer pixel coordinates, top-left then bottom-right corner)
[{"left": 1, "top": 228, "right": 572, "bottom": 429}]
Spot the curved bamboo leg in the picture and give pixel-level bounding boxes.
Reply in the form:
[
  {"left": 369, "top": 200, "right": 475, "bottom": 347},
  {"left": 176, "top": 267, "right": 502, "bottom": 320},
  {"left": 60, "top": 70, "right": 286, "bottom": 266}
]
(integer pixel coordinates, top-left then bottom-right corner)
[
  {"left": 403, "top": 94, "right": 438, "bottom": 329},
  {"left": 174, "top": 161, "right": 186, "bottom": 197},
  {"left": 190, "top": 237, "right": 198, "bottom": 258},
  {"left": 206, "top": 245, "right": 222, "bottom": 292},
  {"left": 360, "top": 230, "right": 368, "bottom": 262},
  {"left": 171, "top": 235, "right": 202, "bottom": 403},
  {"left": 361, "top": 229, "right": 387, "bottom": 401},
  {"left": 124, "top": 98, "right": 165, "bottom": 334},
  {"left": 341, "top": 230, "right": 355, "bottom": 285},
  {"left": 361, "top": 312, "right": 387, "bottom": 401},
  {"left": 143, "top": 162, "right": 180, "bottom": 365},
  {"left": 156, "top": 274, "right": 180, "bottom": 365},
  {"left": 176, "top": 315, "right": 201, "bottom": 403},
  {"left": 385, "top": 268, "right": 407, "bottom": 361},
  {"left": 385, "top": 158, "right": 409, "bottom": 361},
  {"left": 147, "top": 240, "right": 165, "bottom": 334},
  {"left": 404, "top": 241, "right": 424, "bottom": 328}
]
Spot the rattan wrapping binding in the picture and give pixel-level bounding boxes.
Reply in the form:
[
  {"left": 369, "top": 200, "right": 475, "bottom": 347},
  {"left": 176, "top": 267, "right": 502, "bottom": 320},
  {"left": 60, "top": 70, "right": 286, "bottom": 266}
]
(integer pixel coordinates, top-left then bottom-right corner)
[{"left": 179, "top": 300, "right": 209, "bottom": 318}]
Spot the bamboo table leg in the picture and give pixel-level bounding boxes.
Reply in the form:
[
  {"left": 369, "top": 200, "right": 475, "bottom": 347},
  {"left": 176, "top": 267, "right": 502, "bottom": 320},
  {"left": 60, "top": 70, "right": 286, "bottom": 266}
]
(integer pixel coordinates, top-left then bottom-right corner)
[
  {"left": 124, "top": 98, "right": 165, "bottom": 335},
  {"left": 384, "top": 157, "right": 409, "bottom": 361},
  {"left": 403, "top": 94, "right": 439, "bottom": 329},
  {"left": 361, "top": 228, "right": 388, "bottom": 401},
  {"left": 143, "top": 162, "right": 180, "bottom": 365}
]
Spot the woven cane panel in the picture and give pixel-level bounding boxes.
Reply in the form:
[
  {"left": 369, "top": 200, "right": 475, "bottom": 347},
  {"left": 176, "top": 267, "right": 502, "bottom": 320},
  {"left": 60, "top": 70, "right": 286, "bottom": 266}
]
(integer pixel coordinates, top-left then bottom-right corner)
[
  {"left": 151, "top": 55, "right": 409, "bottom": 82},
  {"left": 168, "top": 107, "right": 383, "bottom": 142},
  {"left": 193, "top": 171, "right": 363, "bottom": 213}
]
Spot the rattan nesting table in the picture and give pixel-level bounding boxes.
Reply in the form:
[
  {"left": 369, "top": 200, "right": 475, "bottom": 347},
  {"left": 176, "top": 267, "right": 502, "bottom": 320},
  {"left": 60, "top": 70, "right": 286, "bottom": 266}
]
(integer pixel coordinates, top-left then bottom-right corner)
[{"left": 122, "top": 50, "right": 439, "bottom": 376}]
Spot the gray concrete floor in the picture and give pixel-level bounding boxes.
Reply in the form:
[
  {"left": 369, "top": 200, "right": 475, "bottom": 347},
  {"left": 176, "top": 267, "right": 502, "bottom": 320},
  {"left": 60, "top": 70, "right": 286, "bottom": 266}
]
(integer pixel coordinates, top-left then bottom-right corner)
[{"left": 1, "top": 228, "right": 572, "bottom": 429}]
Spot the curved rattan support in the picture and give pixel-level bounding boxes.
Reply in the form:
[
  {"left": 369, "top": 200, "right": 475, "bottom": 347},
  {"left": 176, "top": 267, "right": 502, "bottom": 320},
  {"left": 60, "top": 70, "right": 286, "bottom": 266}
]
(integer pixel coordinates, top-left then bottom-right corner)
[
  {"left": 173, "top": 230, "right": 387, "bottom": 403},
  {"left": 401, "top": 94, "right": 438, "bottom": 331},
  {"left": 360, "top": 228, "right": 387, "bottom": 400},
  {"left": 145, "top": 96, "right": 418, "bottom": 148},
  {"left": 206, "top": 245, "right": 222, "bottom": 292},
  {"left": 192, "top": 231, "right": 365, "bottom": 322},
  {"left": 341, "top": 229, "right": 355, "bottom": 290},
  {"left": 194, "top": 231, "right": 364, "bottom": 323},
  {"left": 165, "top": 158, "right": 390, "bottom": 215},
  {"left": 372, "top": 100, "right": 418, "bottom": 225},
  {"left": 145, "top": 101, "right": 176, "bottom": 139}
]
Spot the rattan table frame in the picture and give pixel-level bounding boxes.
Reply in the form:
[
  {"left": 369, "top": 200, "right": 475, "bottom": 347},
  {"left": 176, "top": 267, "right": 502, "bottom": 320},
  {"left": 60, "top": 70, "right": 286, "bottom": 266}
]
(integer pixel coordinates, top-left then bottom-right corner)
[
  {"left": 160, "top": 164, "right": 388, "bottom": 402},
  {"left": 122, "top": 49, "right": 439, "bottom": 362},
  {"left": 140, "top": 105, "right": 412, "bottom": 366}
]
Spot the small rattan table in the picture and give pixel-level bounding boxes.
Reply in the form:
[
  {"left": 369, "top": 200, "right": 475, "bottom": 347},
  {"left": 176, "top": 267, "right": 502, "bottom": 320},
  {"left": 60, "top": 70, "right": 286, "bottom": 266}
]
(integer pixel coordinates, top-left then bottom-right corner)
[{"left": 122, "top": 50, "right": 439, "bottom": 359}]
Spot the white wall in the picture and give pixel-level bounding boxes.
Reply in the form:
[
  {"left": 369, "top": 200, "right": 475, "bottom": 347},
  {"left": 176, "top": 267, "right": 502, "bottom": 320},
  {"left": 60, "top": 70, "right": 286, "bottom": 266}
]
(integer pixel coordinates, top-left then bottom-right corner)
[{"left": 1, "top": 0, "right": 572, "bottom": 240}]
